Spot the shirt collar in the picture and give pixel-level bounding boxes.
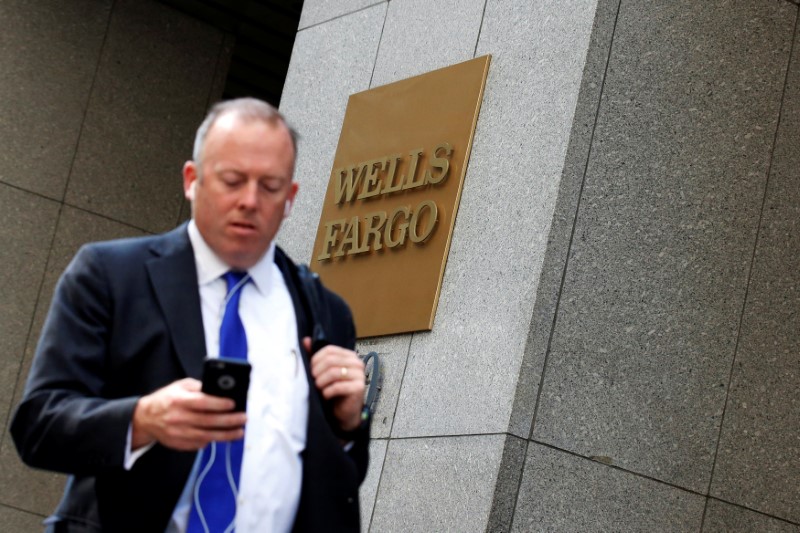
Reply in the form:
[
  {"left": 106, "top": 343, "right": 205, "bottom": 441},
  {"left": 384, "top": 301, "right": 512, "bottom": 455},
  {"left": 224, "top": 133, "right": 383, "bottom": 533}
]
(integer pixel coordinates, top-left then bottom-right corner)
[{"left": 187, "top": 220, "right": 275, "bottom": 293}]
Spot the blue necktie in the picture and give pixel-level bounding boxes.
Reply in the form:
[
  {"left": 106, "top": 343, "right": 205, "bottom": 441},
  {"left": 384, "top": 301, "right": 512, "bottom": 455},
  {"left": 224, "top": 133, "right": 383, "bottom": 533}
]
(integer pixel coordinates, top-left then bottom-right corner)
[{"left": 188, "top": 271, "right": 249, "bottom": 533}]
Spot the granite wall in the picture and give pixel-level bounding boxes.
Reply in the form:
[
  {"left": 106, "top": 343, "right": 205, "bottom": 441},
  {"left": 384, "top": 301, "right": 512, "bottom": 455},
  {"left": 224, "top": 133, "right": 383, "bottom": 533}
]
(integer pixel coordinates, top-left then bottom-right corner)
[
  {"left": 2, "top": 0, "right": 798, "bottom": 531},
  {"left": 0, "top": 0, "right": 231, "bottom": 529},
  {"left": 279, "top": 0, "right": 800, "bottom": 531}
]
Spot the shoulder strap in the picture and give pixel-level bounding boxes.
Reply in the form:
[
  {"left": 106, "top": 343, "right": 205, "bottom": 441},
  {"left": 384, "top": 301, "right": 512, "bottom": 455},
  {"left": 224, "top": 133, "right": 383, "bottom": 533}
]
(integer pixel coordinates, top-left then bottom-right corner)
[{"left": 296, "top": 264, "right": 330, "bottom": 352}]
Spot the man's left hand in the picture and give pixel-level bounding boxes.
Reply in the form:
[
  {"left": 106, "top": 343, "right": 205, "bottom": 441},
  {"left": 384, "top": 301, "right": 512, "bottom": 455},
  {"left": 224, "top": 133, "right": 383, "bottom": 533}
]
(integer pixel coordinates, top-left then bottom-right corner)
[{"left": 304, "top": 338, "right": 365, "bottom": 432}]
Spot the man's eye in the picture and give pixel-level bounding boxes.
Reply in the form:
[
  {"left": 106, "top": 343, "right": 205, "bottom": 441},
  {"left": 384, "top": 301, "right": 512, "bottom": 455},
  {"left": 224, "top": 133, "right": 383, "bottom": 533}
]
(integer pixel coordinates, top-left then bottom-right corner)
[
  {"left": 221, "top": 174, "right": 244, "bottom": 186},
  {"left": 260, "top": 180, "right": 282, "bottom": 192}
]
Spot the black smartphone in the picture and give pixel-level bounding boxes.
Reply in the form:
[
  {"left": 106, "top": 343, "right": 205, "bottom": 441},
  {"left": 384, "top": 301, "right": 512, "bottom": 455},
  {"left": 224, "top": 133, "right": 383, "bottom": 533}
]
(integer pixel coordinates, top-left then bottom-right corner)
[{"left": 201, "top": 357, "right": 251, "bottom": 412}]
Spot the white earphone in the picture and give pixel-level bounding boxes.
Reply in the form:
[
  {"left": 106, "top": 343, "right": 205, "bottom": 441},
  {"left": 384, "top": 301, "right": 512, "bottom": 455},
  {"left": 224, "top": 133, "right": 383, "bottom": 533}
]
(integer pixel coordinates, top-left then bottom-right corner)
[{"left": 284, "top": 200, "right": 292, "bottom": 217}]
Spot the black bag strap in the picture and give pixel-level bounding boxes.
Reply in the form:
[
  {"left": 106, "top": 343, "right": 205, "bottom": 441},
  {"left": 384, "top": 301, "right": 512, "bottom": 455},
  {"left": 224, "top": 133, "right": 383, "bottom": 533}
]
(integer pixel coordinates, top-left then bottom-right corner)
[
  {"left": 296, "top": 264, "right": 382, "bottom": 416},
  {"left": 296, "top": 264, "right": 330, "bottom": 352}
]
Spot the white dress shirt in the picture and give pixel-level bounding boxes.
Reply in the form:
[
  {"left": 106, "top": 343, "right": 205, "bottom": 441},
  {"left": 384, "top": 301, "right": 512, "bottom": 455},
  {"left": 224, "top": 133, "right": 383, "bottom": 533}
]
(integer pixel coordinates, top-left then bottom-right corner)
[{"left": 164, "top": 221, "right": 309, "bottom": 532}]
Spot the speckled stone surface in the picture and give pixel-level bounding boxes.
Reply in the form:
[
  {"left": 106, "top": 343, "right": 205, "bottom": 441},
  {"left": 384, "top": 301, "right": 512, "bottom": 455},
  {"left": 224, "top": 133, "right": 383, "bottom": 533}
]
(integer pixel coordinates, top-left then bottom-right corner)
[
  {"left": 533, "top": 0, "right": 796, "bottom": 493},
  {"left": 0, "top": 0, "right": 110, "bottom": 200},
  {"left": 710, "top": 17, "right": 800, "bottom": 524},
  {"left": 508, "top": 0, "right": 622, "bottom": 439},
  {"left": 369, "top": 0, "right": 485, "bottom": 87},
  {"left": 391, "top": 0, "right": 598, "bottom": 439},
  {"left": 0, "top": 186, "right": 59, "bottom": 441},
  {"left": 64, "top": 0, "right": 225, "bottom": 234},
  {"left": 356, "top": 336, "right": 412, "bottom": 439},
  {"left": 278, "top": 3, "right": 386, "bottom": 263},
  {"left": 1, "top": 206, "right": 146, "bottom": 515},
  {"left": 298, "top": 0, "right": 384, "bottom": 30},
  {"left": 0, "top": 503, "right": 45, "bottom": 532},
  {"left": 370, "top": 434, "right": 506, "bottom": 532},
  {"left": 486, "top": 435, "right": 527, "bottom": 533},
  {"left": 512, "top": 443, "right": 705, "bottom": 532},
  {"left": 702, "top": 499, "right": 800, "bottom": 533},
  {"left": 0, "top": 442, "right": 64, "bottom": 518},
  {"left": 359, "top": 438, "right": 388, "bottom": 530},
  {"left": 11, "top": 206, "right": 148, "bottom": 402}
]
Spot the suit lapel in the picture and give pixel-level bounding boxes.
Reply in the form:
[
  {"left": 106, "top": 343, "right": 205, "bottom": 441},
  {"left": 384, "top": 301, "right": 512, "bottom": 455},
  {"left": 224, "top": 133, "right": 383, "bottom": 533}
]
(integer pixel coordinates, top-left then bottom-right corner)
[
  {"left": 275, "top": 248, "right": 313, "bottom": 380},
  {"left": 145, "top": 225, "right": 207, "bottom": 378}
]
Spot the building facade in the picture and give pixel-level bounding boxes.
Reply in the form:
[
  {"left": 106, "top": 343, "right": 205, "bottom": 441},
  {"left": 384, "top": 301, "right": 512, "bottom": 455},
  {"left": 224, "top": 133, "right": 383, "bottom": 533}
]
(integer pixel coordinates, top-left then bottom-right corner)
[{"left": 1, "top": 0, "right": 798, "bottom": 531}]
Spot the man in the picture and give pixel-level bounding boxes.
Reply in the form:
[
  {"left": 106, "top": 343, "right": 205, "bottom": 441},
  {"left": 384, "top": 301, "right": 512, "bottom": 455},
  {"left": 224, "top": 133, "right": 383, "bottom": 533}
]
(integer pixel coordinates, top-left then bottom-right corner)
[{"left": 11, "top": 98, "right": 370, "bottom": 532}]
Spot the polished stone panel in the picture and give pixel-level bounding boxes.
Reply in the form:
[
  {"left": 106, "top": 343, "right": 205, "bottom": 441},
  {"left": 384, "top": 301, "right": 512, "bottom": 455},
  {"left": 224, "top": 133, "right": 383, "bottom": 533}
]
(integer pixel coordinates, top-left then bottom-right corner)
[
  {"left": 65, "top": 0, "right": 224, "bottom": 234},
  {"left": 702, "top": 499, "right": 800, "bottom": 533},
  {"left": 370, "top": 435, "right": 505, "bottom": 532},
  {"left": 508, "top": 0, "right": 621, "bottom": 439},
  {"left": 0, "top": 0, "right": 110, "bottom": 199},
  {"left": 486, "top": 435, "right": 527, "bottom": 533},
  {"left": 391, "top": 0, "right": 598, "bottom": 438},
  {"left": 533, "top": 0, "right": 795, "bottom": 493},
  {"left": 0, "top": 186, "right": 59, "bottom": 439},
  {"left": 359, "top": 438, "right": 388, "bottom": 530},
  {"left": 2, "top": 206, "right": 146, "bottom": 515},
  {"left": 0, "top": 503, "right": 46, "bottom": 532},
  {"left": 370, "top": 0, "right": 485, "bottom": 87},
  {"left": 0, "top": 443, "right": 63, "bottom": 518},
  {"left": 710, "top": 17, "right": 800, "bottom": 524},
  {"left": 278, "top": 4, "right": 386, "bottom": 263},
  {"left": 356, "top": 336, "right": 412, "bottom": 439},
  {"left": 298, "top": 0, "right": 383, "bottom": 29},
  {"left": 512, "top": 443, "right": 704, "bottom": 531},
  {"left": 12, "top": 206, "right": 148, "bottom": 396}
]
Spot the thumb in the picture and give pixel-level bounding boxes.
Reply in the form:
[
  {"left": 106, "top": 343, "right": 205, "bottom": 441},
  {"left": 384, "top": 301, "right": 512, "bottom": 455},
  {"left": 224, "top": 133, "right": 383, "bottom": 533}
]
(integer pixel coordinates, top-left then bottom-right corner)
[{"left": 302, "top": 336, "right": 312, "bottom": 353}]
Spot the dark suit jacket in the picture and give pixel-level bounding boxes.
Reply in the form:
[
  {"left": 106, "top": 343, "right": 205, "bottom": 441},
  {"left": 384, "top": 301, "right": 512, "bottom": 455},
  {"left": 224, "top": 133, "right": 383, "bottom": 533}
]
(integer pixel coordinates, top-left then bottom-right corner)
[{"left": 10, "top": 224, "right": 368, "bottom": 532}]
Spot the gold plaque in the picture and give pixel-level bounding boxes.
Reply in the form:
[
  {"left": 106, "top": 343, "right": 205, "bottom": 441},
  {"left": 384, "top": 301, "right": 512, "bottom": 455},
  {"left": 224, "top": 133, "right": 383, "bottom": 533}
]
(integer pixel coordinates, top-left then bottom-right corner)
[{"left": 311, "top": 55, "right": 491, "bottom": 337}]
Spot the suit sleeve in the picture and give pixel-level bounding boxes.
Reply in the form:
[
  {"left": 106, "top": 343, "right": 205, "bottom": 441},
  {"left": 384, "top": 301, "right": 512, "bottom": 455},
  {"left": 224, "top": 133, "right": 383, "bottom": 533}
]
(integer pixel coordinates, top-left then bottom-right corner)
[{"left": 10, "top": 245, "right": 137, "bottom": 475}]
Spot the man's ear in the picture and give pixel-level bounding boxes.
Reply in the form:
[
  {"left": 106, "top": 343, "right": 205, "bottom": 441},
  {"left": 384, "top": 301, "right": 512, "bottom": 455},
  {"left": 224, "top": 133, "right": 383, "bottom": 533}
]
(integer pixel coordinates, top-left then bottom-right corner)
[
  {"left": 284, "top": 182, "right": 299, "bottom": 218},
  {"left": 183, "top": 161, "right": 198, "bottom": 201}
]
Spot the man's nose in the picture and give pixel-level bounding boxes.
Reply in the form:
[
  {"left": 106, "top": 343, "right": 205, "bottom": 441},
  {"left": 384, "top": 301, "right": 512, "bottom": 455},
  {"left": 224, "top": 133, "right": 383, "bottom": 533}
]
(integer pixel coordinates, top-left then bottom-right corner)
[{"left": 238, "top": 181, "right": 259, "bottom": 209}]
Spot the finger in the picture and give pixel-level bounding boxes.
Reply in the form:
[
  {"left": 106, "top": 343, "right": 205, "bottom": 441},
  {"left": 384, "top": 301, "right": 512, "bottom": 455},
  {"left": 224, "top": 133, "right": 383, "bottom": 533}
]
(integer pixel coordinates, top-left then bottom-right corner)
[
  {"left": 162, "top": 426, "right": 246, "bottom": 450},
  {"left": 175, "top": 377, "right": 202, "bottom": 392},
  {"left": 192, "top": 411, "right": 248, "bottom": 430},
  {"left": 178, "top": 393, "right": 237, "bottom": 413},
  {"left": 313, "top": 357, "right": 365, "bottom": 389},
  {"left": 311, "top": 347, "right": 362, "bottom": 378},
  {"left": 302, "top": 336, "right": 312, "bottom": 353},
  {"left": 158, "top": 413, "right": 246, "bottom": 444},
  {"left": 317, "top": 376, "right": 366, "bottom": 401}
]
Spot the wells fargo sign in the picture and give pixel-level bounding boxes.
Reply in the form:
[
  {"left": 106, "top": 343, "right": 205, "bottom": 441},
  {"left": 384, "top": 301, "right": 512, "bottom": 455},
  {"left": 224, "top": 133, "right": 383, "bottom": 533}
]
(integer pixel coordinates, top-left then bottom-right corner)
[{"left": 311, "top": 56, "right": 490, "bottom": 337}]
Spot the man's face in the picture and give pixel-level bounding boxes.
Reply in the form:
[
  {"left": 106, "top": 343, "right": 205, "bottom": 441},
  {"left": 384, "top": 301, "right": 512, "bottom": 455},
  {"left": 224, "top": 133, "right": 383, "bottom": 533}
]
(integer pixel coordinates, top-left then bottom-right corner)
[{"left": 183, "top": 113, "right": 298, "bottom": 270}]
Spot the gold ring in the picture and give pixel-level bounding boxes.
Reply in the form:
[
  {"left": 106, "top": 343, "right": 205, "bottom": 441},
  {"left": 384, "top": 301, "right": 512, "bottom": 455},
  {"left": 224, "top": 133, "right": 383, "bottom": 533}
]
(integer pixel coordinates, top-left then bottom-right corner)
[{"left": 341, "top": 366, "right": 348, "bottom": 378}]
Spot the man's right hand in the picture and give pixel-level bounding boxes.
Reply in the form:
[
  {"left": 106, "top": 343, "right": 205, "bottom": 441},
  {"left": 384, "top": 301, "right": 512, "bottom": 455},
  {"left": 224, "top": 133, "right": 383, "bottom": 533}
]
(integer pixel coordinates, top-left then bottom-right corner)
[{"left": 131, "top": 378, "right": 247, "bottom": 451}]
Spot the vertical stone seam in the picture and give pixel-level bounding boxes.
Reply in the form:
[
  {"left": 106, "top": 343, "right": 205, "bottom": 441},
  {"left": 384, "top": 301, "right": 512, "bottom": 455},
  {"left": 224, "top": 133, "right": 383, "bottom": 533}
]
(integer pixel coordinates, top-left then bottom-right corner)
[
  {"left": 484, "top": 435, "right": 526, "bottom": 532},
  {"left": 0, "top": 0, "right": 115, "bottom": 451},
  {"left": 700, "top": 5, "right": 800, "bottom": 528},
  {"left": 58, "top": 0, "right": 115, "bottom": 205},
  {"left": 503, "top": 0, "right": 623, "bottom": 529},
  {"left": 367, "top": 3, "right": 390, "bottom": 89},
  {"left": 175, "top": 30, "right": 234, "bottom": 228},
  {"left": 366, "top": 336, "right": 415, "bottom": 531},
  {"left": 472, "top": 0, "right": 490, "bottom": 58},
  {"left": 361, "top": 7, "right": 392, "bottom": 530}
]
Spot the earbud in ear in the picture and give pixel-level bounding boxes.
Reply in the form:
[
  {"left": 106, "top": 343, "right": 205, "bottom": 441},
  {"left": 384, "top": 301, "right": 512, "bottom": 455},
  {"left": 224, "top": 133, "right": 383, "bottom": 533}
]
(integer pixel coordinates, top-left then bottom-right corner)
[{"left": 284, "top": 200, "right": 292, "bottom": 217}]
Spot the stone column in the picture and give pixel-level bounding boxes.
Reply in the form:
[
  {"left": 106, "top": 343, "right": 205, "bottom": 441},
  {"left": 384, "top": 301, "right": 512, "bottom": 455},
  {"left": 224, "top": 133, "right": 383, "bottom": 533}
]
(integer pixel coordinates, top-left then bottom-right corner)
[{"left": 282, "top": 0, "right": 800, "bottom": 531}]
